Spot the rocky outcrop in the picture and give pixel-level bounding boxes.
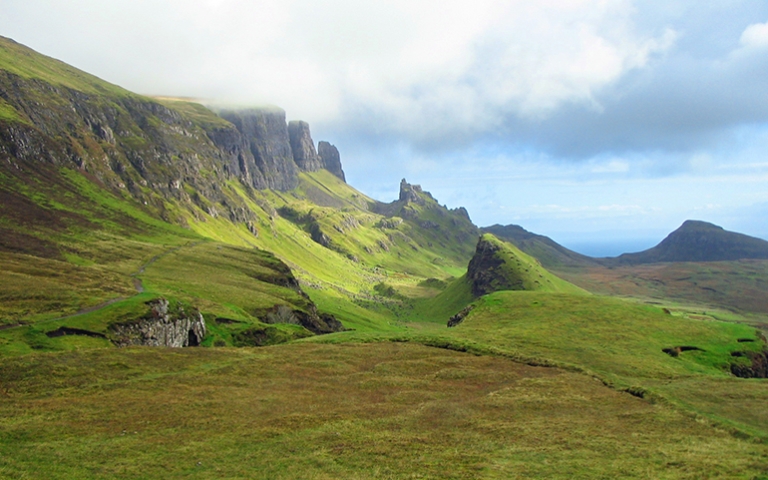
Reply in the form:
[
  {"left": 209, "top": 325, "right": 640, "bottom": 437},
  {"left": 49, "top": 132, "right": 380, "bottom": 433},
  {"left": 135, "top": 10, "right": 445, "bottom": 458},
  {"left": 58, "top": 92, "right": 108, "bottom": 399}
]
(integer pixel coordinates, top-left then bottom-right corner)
[
  {"left": 467, "top": 236, "right": 507, "bottom": 297},
  {"left": 447, "top": 305, "right": 475, "bottom": 327},
  {"left": 288, "top": 121, "right": 323, "bottom": 172},
  {"left": 260, "top": 304, "right": 345, "bottom": 334},
  {"left": 730, "top": 350, "right": 768, "bottom": 378},
  {"left": 0, "top": 38, "right": 356, "bottom": 228},
  {"left": 399, "top": 178, "right": 429, "bottom": 205},
  {"left": 219, "top": 109, "right": 299, "bottom": 191},
  {"left": 109, "top": 298, "right": 206, "bottom": 347},
  {"left": 318, "top": 141, "right": 346, "bottom": 182}
]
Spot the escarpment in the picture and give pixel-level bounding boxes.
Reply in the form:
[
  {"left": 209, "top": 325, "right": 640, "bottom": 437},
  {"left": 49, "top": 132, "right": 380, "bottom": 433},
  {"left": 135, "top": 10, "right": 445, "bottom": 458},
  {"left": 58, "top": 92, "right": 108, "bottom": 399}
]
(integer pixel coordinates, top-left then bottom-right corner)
[
  {"left": 318, "top": 141, "right": 346, "bottom": 182},
  {"left": 0, "top": 41, "right": 346, "bottom": 222},
  {"left": 288, "top": 120, "right": 323, "bottom": 172}
]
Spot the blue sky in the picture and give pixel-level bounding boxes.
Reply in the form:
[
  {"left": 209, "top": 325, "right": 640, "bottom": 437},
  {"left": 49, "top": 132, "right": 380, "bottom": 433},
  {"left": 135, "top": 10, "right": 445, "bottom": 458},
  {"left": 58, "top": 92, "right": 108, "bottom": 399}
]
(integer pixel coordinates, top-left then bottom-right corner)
[{"left": 3, "top": 0, "right": 768, "bottom": 255}]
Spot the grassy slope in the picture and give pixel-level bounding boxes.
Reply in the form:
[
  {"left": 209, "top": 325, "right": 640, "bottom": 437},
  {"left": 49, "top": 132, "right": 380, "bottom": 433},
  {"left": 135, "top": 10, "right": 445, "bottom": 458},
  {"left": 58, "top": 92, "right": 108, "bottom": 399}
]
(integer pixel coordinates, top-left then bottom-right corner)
[
  {"left": 1, "top": 343, "right": 766, "bottom": 479},
  {"left": 313, "top": 291, "right": 768, "bottom": 440},
  {"left": 477, "top": 234, "right": 587, "bottom": 295},
  {"left": 0, "top": 161, "right": 342, "bottom": 353},
  {"left": 0, "top": 36, "right": 132, "bottom": 98}
]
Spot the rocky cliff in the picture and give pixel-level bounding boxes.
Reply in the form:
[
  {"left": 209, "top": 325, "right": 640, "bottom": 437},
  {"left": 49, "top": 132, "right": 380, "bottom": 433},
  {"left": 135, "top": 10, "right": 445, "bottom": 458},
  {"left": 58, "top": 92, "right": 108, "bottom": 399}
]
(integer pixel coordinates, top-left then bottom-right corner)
[
  {"left": 288, "top": 120, "right": 323, "bottom": 172},
  {"left": 317, "top": 141, "right": 346, "bottom": 182},
  {"left": 216, "top": 108, "right": 299, "bottom": 191},
  {"left": 370, "top": 179, "right": 479, "bottom": 260},
  {"left": 110, "top": 298, "right": 206, "bottom": 347},
  {"left": 0, "top": 36, "right": 346, "bottom": 223}
]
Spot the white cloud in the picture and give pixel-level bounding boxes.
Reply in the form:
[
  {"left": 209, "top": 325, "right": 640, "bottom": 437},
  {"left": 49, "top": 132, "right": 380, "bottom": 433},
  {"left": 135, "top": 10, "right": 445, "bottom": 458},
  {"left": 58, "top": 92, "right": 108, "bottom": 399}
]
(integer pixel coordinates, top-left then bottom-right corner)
[
  {"left": 3, "top": 0, "right": 676, "bottom": 132},
  {"left": 740, "top": 21, "right": 768, "bottom": 48}
]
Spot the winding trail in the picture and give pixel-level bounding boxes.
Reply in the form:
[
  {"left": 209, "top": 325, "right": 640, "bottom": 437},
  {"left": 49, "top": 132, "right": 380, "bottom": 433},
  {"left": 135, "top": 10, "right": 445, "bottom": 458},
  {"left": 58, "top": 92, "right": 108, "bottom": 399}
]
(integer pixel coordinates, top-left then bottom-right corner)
[{"left": 3, "top": 241, "right": 202, "bottom": 330}]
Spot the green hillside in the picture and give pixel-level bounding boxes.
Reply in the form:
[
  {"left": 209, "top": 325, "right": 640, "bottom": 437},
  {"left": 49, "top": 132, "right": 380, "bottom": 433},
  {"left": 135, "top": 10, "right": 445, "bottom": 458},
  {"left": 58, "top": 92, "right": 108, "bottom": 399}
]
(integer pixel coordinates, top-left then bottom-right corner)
[
  {"left": 467, "top": 234, "right": 587, "bottom": 296},
  {"left": 482, "top": 223, "right": 596, "bottom": 269}
]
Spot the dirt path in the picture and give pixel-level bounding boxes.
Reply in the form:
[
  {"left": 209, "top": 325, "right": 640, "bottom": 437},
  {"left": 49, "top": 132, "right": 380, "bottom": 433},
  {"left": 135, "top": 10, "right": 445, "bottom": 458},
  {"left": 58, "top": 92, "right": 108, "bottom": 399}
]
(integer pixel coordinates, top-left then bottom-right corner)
[
  {"left": 4, "top": 241, "right": 202, "bottom": 329},
  {"left": 130, "top": 241, "right": 201, "bottom": 294}
]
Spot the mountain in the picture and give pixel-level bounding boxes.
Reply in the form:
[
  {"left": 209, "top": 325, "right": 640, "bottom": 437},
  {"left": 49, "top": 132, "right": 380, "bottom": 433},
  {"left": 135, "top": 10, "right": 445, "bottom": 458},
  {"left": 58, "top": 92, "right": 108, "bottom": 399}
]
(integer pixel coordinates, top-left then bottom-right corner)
[
  {"left": 608, "top": 220, "right": 768, "bottom": 264},
  {"left": 481, "top": 224, "right": 596, "bottom": 269}
]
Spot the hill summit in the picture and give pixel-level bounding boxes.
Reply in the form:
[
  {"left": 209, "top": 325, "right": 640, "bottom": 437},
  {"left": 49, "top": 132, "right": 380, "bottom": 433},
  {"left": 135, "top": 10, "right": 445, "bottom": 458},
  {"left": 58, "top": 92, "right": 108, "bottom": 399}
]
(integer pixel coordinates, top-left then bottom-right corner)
[
  {"left": 611, "top": 220, "right": 768, "bottom": 264},
  {"left": 466, "top": 234, "right": 585, "bottom": 297}
]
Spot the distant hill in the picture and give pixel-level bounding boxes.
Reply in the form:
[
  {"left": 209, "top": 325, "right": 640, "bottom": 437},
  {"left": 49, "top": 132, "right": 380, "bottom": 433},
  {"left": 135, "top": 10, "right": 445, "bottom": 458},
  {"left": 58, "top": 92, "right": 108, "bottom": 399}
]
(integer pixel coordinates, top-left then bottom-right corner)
[
  {"left": 608, "top": 220, "right": 768, "bottom": 265},
  {"left": 480, "top": 224, "right": 596, "bottom": 269}
]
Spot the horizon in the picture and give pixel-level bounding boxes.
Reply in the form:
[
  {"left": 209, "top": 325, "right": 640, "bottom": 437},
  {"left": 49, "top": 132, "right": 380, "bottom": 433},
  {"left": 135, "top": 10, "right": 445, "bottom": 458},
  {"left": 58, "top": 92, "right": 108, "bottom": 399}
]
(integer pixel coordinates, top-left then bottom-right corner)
[{"left": 2, "top": 1, "right": 768, "bottom": 247}]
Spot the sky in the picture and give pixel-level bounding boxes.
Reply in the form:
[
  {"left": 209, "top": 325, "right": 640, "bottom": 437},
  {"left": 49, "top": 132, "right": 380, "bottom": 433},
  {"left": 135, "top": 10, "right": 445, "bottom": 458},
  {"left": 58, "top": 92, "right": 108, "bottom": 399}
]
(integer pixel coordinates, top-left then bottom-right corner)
[{"left": 2, "top": 0, "right": 768, "bottom": 255}]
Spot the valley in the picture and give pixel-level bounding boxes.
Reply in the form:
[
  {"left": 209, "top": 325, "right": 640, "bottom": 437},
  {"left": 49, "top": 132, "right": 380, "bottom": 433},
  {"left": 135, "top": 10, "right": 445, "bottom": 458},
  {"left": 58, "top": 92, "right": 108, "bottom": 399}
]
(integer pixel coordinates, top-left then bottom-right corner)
[{"left": 1, "top": 35, "right": 768, "bottom": 478}]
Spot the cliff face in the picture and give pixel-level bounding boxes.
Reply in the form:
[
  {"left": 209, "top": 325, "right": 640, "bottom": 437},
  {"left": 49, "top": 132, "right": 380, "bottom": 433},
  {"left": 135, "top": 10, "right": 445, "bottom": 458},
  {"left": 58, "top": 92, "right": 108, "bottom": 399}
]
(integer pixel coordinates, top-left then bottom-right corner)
[
  {"left": 218, "top": 109, "right": 299, "bottom": 191},
  {"left": 318, "top": 141, "right": 346, "bottom": 182},
  {"left": 466, "top": 236, "right": 507, "bottom": 297},
  {"left": 0, "top": 37, "right": 347, "bottom": 223},
  {"left": 288, "top": 120, "right": 323, "bottom": 172},
  {"left": 370, "top": 179, "right": 479, "bottom": 260},
  {"left": 110, "top": 298, "right": 206, "bottom": 347}
]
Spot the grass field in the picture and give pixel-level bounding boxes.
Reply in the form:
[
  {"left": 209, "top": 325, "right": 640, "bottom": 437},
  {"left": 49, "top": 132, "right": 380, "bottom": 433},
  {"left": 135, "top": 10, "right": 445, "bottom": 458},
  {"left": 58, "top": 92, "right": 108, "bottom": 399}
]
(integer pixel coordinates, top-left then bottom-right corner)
[{"left": 1, "top": 343, "right": 766, "bottom": 479}]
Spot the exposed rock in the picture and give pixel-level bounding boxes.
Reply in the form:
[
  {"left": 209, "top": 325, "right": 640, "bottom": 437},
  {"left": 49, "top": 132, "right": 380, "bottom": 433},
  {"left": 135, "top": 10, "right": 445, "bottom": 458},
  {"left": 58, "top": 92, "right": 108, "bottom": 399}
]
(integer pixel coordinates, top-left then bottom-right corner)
[
  {"left": 334, "top": 215, "right": 360, "bottom": 234},
  {"left": 399, "top": 178, "right": 426, "bottom": 204},
  {"left": 730, "top": 350, "right": 768, "bottom": 378},
  {"left": 45, "top": 327, "right": 107, "bottom": 339},
  {"left": 219, "top": 109, "right": 299, "bottom": 191},
  {"left": 317, "top": 141, "right": 346, "bottom": 182},
  {"left": 377, "top": 218, "right": 403, "bottom": 229},
  {"left": 452, "top": 207, "right": 471, "bottom": 220},
  {"left": 288, "top": 120, "right": 323, "bottom": 171},
  {"left": 110, "top": 298, "right": 206, "bottom": 347},
  {"left": 447, "top": 305, "right": 475, "bottom": 328},
  {"left": 260, "top": 304, "right": 344, "bottom": 335},
  {"left": 309, "top": 222, "right": 332, "bottom": 248},
  {"left": 466, "top": 236, "right": 507, "bottom": 297}
]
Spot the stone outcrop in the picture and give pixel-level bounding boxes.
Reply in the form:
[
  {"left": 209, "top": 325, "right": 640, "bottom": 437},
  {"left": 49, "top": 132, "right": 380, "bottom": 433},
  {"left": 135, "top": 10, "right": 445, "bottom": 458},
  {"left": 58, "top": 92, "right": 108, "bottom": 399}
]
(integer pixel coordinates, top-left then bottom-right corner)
[
  {"left": 260, "top": 304, "right": 345, "bottom": 335},
  {"left": 730, "top": 350, "right": 768, "bottom": 378},
  {"left": 399, "top": 179, "right": 429, "bottom": 204},
  {"left": 288, "top": 120, "right": 323, "bottom": 172},
  {"left": 466, "top": 236, "right": 507, "bottom": 297},
  {"left": 218, "top": 109, "right": 300, "bottom": 191},
  {"left": 109, "top": 298, "right": 206, "bottom": 347},
  {"left": 318, "top": 141, "right": 346, "bottom": 182},
  {"left": 447, "top": 305, "right": 475, "bottom": 327}
]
